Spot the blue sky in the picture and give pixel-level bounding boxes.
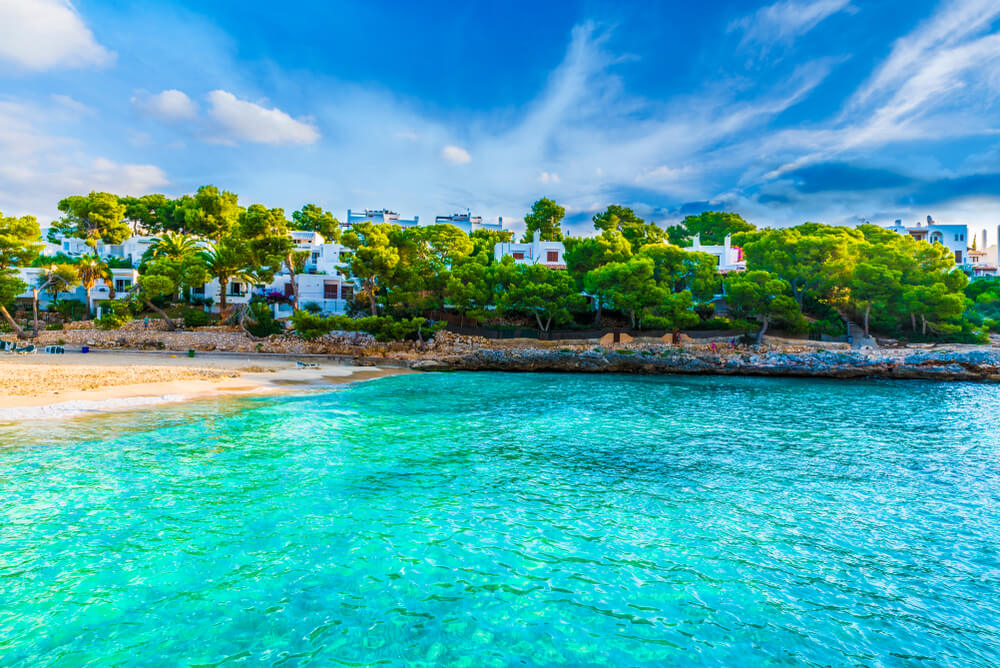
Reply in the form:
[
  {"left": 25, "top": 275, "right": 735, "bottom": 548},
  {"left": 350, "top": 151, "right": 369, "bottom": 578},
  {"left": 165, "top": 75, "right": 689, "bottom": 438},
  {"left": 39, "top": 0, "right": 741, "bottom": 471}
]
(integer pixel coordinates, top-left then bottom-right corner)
[{"left": 2, "top": 0, "right": 1000, "bottom": 239}]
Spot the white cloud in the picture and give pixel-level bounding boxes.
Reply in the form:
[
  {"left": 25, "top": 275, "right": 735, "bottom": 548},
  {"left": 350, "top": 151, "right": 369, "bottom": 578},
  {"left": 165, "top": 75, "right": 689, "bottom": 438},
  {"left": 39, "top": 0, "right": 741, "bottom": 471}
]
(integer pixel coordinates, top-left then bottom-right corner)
[
  {"left": 539, "top": 172, "right": 560, "bottom": 184},
  {"left": 730, "top": 0, "right": 853, "bottom": 47},
  {"left": 852, "top": 0, "right": 1000, "bottom": 106},
  {"left": 0, "top": 100, "right": 167, "bottom": 220},
  {"left": 133, "top": 89, "right": 198, "bottom": 122},
  {"left": 756, "top": 0, "right": 1000, "bottom": 186},
  {"left": 441, "top": 145, "right": 471, "bottom": 164},
  {"left": 206, "top": 90, "right": 319, "bottom": 145},
  {"left": 0, "top": 0, "right": 114, "bottom": 71}
]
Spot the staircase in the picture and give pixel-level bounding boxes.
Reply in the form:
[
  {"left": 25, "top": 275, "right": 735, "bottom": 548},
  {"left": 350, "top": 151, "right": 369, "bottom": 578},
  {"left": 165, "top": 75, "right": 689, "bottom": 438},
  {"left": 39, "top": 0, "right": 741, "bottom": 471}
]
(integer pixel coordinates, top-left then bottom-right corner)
[{"left": 843, "top": 318, "right": 878, "bottom": 349}]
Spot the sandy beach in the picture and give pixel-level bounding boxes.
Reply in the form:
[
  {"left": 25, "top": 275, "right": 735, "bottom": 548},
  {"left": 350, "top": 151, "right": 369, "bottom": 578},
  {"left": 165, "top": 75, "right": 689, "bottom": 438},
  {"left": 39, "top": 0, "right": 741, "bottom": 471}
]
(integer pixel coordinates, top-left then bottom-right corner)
[{"left": 0, "top": 351, "right": 408, "bottom": 421}]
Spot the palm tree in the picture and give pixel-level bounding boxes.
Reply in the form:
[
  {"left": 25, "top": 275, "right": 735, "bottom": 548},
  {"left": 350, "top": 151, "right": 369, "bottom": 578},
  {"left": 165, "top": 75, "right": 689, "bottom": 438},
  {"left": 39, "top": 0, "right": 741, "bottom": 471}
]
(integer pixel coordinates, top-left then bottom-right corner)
[
  {"left": 202, "top": 242, "right": 251, "bottom": 317},
  {"left": 33, "top": 264, "right": 80, "bottom": 334},
  {"left": 76, "top": 255, "right": 111, "bottom": 316},
  {"left": 147, "top": 232, "right": 200, "bottom": 262}
]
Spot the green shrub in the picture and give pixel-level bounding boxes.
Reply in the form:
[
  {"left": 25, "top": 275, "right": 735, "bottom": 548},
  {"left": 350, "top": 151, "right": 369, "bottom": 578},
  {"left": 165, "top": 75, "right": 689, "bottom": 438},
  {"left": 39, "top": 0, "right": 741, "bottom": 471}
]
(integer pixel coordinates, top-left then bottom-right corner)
[
  {"left": 182, "top": 307, "right": 214, "bottom": 328},
  {"left": 290, "top": 310, "right": 444, "bottom": 342},
  {"left": 245, "top": 301, "right": 284, "bottom": 338},
  {"left": 45, "top": 322, "right": 64, "bottom": 330},
  {"left": 694, "top": 302, "right": 715, "bottom": 320},
  {"left": 96, "top": 301, "right": 134, "bottom": 330},
  {"left": 54, "top": 299, "right": 88, "bottom": 321},
  {"left": 302, "top": 301, "right": 322, "bottom": 314}
]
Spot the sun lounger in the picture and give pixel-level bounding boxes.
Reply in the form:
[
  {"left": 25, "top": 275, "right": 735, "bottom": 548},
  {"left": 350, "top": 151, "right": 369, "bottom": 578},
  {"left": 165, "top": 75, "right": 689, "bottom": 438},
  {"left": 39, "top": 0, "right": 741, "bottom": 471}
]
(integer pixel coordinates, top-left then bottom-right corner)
[
  {"left": 43, "top": 345, "right": 65, "bottom": 354},
  {"left": 15, "top": 344, "right": 36, "bottom": 354},
  {"left": 0, "top": 340, "right": 14, "bottom": 352},
  {"left": 295, "top": 360, "right": 319, "bottom": 368}
]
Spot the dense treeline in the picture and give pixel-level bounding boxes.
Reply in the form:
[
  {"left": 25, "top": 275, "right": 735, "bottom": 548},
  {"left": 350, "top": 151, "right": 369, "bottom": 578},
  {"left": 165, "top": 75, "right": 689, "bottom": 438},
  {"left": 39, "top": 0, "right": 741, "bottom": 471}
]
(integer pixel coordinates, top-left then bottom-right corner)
[{"left": 0, "top": 188, "right": 991, "bottom": 343}]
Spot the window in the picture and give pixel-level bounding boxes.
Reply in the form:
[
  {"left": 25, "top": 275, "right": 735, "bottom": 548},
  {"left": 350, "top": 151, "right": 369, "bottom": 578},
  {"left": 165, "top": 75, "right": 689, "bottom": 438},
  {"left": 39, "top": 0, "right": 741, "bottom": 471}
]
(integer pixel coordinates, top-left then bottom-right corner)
[
  {"left": 229, "top": 282, "right": 243, "bottom": 296},
  {"left": 192, "top": 285, "right": 205, "bottom": 296},
  {"left": 512, "top": 252, "right": 525, "bottom": 260},
  {"left": 324, "top": 282, "right": 339, "bottom": 299},
  {"left": 547, "top": 251, "right": 559, "bottom": 262},
  {"left": 114, "top": 279, "right": 131, "bottom": 293},
  {"left": 283, "top": 281, "right": 294, "bottom": 297},
  {"left": 312, "top": 252, "right": 320, "bottom": 263},
  {"left": 341, "top": 284, "right": 354, "bottom": 301},
  {"left": 955, "top": 251, "right": 963, "bottom": 264}
]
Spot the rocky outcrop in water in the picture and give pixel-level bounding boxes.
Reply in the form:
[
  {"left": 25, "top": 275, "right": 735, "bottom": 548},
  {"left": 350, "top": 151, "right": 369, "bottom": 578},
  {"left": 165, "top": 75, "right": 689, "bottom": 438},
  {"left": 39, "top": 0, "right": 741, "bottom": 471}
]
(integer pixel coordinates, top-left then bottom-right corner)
[{"left": 409, "top": 347, "right": 1000, "bottom": 382}]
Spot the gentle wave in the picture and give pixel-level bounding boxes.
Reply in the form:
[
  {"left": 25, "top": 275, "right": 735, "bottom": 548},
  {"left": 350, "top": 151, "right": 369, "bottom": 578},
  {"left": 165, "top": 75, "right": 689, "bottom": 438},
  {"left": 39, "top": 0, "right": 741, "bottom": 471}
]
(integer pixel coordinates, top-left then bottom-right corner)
[{"left": 0, "top": 394, "right": 189, "bottom": 421}]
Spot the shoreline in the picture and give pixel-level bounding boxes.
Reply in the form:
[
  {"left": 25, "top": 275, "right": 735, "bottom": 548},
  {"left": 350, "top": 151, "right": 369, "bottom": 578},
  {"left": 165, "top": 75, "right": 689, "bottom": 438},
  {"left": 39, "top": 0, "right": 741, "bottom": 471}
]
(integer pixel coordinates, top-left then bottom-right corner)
[
  {"left": 0, "top": 353, "right": 409, "bottom": 422},
  {"left": 409, "top": 346, "right": 1000, "bottom": 382}
]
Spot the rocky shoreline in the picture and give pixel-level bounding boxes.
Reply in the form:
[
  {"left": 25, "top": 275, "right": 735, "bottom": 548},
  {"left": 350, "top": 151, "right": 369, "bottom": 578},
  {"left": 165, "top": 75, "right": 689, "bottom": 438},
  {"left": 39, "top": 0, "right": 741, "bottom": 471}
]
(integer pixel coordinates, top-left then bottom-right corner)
[
  {"left": 8, "top": 325, "right": 1000, "bottom": 382},
  {"left": 409, "top": 347, "right": 1000, "bottom": 382}
]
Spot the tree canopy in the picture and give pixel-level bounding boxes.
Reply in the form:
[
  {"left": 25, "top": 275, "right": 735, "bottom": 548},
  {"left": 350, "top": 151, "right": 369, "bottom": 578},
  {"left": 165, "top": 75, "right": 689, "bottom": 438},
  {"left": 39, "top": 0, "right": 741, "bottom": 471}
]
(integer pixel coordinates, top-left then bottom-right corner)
[{"left": 522, "top": 198, "right": 565, "bottom": 242}]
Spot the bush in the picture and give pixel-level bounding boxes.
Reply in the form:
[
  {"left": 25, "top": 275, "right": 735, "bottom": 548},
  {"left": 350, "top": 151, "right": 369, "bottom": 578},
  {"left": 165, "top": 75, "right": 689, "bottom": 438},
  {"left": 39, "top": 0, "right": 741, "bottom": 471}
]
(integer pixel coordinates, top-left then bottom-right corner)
[
  {"left": 96, "top": 301, "right": 134, "bottom": 330},
  {"left": 54, "top": 299, "right": 88, "bottom": 321},
  {"left": 302, "top": 301, "right": 322, "bottom": 314},
  {"left": 189, "top": 295, "right": 215, "bottom": 308},
  {"left": 245, "top": 301, "right": 284, "bottom": 338},
  {"left": 45, "top": 322, "right": 64, "bottom": 330},
  {"left": 182, "top": 307, "right": 214, "bottom": 328},
  {"left": 694, "top": 302, "right": 715, "bottom": 320},
  {"left": 290, "top": 310, "right": 444, "bottom": 342},
  {"left": 689, "top": 316, "right": 755, "bottom": 332}
]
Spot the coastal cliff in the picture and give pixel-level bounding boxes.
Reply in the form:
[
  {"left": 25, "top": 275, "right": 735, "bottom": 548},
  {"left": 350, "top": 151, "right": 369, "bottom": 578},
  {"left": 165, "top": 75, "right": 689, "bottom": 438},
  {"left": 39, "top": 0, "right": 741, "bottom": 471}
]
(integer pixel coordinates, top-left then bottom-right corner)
[{"left": 410, "top": 347, "right": 1000, "bottom": 382}]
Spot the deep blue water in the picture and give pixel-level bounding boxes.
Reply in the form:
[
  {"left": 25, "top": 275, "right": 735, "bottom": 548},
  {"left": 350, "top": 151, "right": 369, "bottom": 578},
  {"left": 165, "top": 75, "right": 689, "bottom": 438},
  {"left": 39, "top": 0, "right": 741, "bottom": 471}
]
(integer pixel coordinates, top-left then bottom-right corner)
[{"left": 2, "top": 372, "right": 1000, "bottom": 666}]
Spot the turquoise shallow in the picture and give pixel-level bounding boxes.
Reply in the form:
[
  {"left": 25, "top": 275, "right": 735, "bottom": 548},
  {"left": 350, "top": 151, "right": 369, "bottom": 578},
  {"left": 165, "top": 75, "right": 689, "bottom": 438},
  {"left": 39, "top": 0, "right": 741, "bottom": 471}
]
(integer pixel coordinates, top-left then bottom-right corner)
[{"left": 2, "top": 372, "right": 1000, "bottom": 666}]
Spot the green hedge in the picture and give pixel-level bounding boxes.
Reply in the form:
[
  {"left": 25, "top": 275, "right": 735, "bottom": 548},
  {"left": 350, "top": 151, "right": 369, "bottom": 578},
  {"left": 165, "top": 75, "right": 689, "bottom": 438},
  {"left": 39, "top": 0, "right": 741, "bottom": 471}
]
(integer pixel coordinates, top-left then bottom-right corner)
[{"left": 290, "top": 310, "right": 444, "bottom": 342}]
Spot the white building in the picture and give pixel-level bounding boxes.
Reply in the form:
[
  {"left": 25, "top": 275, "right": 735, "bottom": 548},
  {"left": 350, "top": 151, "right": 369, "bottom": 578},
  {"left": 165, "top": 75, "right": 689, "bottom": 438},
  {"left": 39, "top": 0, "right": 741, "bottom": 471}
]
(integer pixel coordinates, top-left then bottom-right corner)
[
  {"left": 434, "top": 212, "right": 504, "bottom": 235},
  {"left": 686, "top": 234, "right": 746, "bottom": 272},
  {"left": 494, "top": 240, "right": 566, "bottom": 269},
  {"left": 885, "top": 216, "right": 968, "bottom": 265},
  {"left": 345, "top": 208, "right": 419, "bottom": 229},
  {"left": 45, "top": 235, "right": 158, "bottom": 265},
  {"left": 15, "top": 267, "right": 138, "bottom": 307}
]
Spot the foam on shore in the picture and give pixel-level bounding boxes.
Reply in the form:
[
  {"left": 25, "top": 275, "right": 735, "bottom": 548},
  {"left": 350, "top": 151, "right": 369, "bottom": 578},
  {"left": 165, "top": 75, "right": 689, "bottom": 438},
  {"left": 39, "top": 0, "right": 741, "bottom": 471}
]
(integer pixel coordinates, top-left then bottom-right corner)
[{"left": 0, "top": 394, "right": 191, "bottom": 422}]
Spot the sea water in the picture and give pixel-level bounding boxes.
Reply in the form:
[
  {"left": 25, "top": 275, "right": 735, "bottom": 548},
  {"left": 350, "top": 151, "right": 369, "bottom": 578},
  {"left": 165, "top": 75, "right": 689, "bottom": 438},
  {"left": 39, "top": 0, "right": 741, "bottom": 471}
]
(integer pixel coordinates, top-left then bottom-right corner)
[{"left": 1, "top": 372, "right": 999, "bottom": 666}]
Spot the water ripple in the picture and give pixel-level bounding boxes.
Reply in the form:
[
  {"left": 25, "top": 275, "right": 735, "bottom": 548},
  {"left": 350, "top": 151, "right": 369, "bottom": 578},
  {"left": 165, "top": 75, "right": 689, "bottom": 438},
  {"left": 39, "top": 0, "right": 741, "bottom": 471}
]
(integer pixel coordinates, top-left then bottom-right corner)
[{"left": 1, "top": 373, "right": 1000, "bottom": 665}]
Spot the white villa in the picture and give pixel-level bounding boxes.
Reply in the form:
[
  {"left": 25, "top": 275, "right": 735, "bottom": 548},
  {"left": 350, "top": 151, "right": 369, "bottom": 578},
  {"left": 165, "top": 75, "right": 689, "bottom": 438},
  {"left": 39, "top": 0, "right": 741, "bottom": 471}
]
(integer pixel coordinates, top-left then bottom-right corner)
[
  {"left": 494, "top": 239, "right": 566, "bottom": 269},
  {"left": 345, "top": 208, "right": 419, "bottom": 229},
  {"left": 434, "top": 212, "right": 504, "bottom": 235},
  {"left": 21, "top": 229, "right": 357, "bottom": 317},
  {"left": 885, "top": 216, "right": 969, "bottom": 265},
  {"left": 688, "top": 234, "right": 746, "bottom": 272}
]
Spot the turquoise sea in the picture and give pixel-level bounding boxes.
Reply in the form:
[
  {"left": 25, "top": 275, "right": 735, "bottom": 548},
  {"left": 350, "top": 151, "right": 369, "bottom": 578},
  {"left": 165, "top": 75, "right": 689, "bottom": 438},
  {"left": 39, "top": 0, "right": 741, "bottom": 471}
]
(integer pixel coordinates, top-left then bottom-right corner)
[{"left": 2, "top": 372, "right": 999, "bottom": 666}]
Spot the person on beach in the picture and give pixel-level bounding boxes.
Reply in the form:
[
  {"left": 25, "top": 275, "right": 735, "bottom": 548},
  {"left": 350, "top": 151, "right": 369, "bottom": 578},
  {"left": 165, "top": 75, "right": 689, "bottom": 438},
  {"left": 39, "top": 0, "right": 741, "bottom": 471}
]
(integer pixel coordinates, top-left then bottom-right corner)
[{"left": 144, "top": 316, "right": 149, "bottom": 330}]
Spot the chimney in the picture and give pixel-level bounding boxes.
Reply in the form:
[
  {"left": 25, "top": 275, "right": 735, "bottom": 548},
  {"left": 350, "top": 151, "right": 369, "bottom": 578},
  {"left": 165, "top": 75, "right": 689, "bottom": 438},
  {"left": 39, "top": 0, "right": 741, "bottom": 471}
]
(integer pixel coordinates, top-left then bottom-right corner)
[
  {"left": 984, "top": 229, "right": 988, "bottom": 250},
  {"left": 927, "top": 215, "right": 934, "bottom": 225}
]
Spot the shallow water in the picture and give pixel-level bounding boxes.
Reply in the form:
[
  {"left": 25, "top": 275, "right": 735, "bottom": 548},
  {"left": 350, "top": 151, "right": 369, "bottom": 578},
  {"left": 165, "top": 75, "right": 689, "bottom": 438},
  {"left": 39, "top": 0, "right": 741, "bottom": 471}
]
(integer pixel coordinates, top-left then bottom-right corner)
[{"left": 2, "top": 372, "right": 999, "bottom": 666}]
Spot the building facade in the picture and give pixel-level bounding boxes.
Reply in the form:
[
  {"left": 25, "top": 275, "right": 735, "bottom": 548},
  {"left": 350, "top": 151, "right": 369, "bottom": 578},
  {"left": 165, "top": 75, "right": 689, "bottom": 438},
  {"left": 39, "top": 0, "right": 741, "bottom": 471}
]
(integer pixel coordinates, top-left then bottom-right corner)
[
  {"left": 434, "top": 212, "right": 504, "bottom": 235},
  {"left": 345, "top": 209, "right": 419, "bottom": 229},
  {"left": 686, "top": 234, "right": 746, "bottom": 272},
  {"left": 885, "top": 217, "right": 968, "bottom": 265},
  {"left": 494, "top": 240, "right": 566, "bottom": 269}
]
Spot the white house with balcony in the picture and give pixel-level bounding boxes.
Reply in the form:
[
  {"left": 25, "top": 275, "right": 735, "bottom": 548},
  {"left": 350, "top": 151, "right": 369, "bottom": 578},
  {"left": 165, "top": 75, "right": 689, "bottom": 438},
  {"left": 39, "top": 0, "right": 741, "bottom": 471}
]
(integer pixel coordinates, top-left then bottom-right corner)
[
  {"left": 434, "top": 212, "right": 504, "bottom": 234},
  {"left": 685, "top": 234, "right": 746, "bottom": 273},
  {"left": 885, "top": 216, "right": 968, "bottom": 265},
  {"left": 45, "top": 235, "right": 158, "bottom": 265},
  {"left": 345, "top": 208, "right": 419, "bottom": 229},
  {"left": 15, "top": 267, "right": 138, "bottom": 308},
  {"left": 494, "top": 240, "right": 566, "bottom": 269}
]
